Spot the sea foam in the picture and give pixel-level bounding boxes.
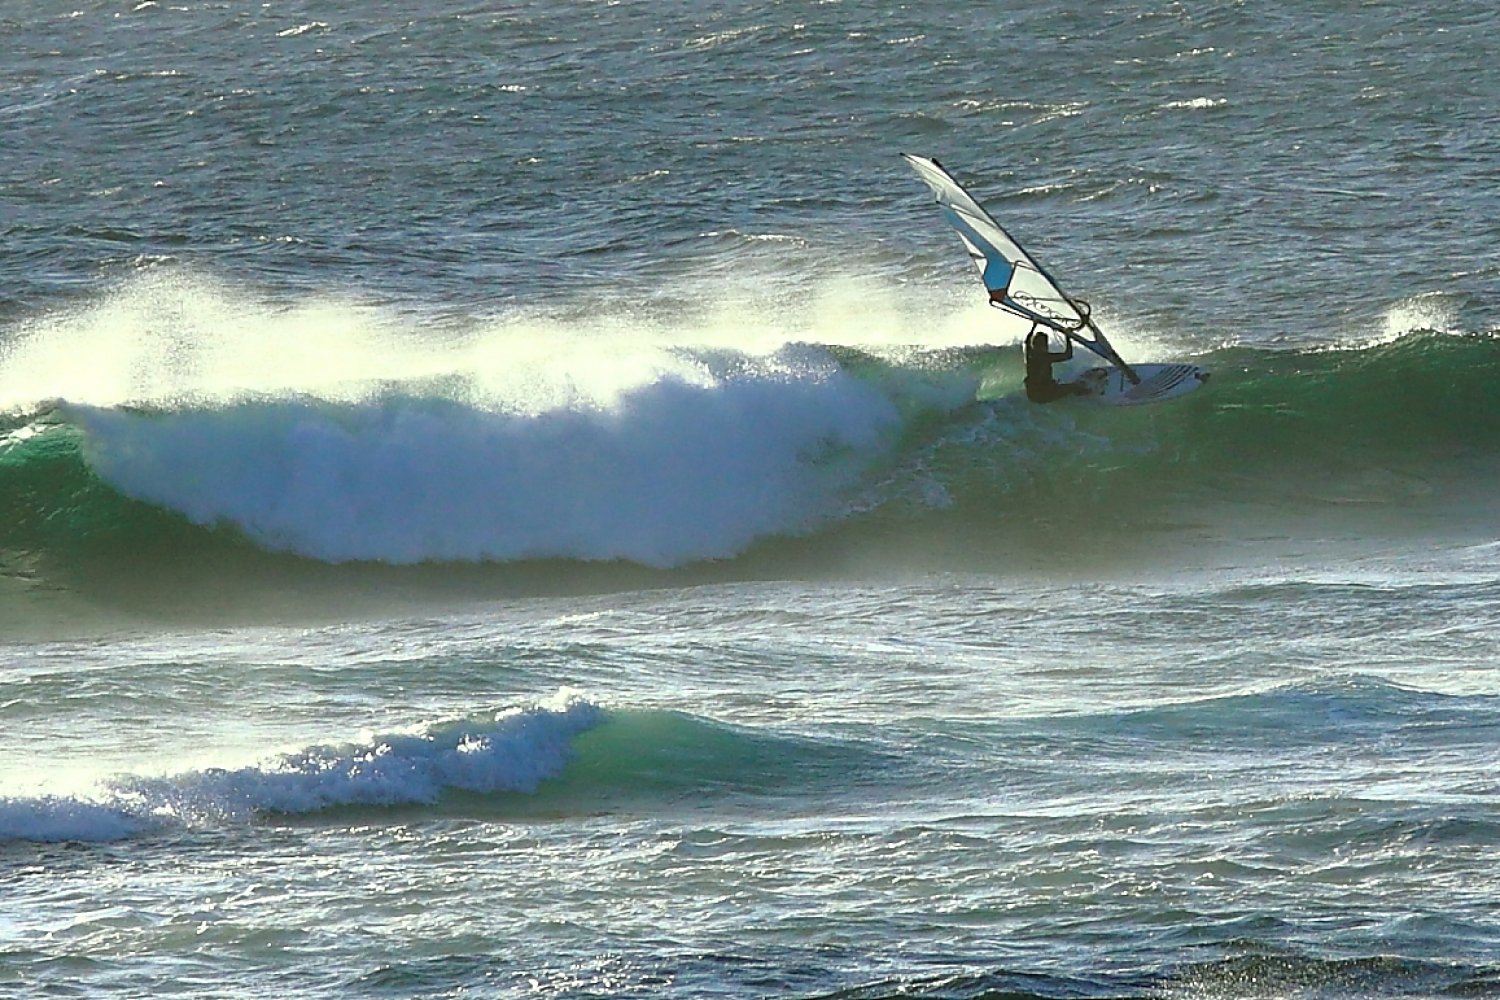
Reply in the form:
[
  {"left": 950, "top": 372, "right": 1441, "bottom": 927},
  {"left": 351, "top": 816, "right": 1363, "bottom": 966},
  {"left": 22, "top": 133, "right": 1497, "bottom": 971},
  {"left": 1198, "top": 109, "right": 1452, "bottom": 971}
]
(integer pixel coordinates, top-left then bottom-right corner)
[
  {"left": 2, "top": 270, "right": 1000, "bottom": 566},
  {"left": 0, "top": 692, "right": 605, "bottom": 843},
  {"left": 69, "top": 347, "right": 907, "bottom": 566}
]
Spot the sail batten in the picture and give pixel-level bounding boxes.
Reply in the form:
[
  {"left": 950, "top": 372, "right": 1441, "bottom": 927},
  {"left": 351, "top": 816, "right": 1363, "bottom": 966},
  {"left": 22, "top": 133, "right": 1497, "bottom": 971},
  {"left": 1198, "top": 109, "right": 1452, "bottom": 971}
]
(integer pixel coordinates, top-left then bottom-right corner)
[{"left": 903, "top": 153, "right": 1132, "bottom": 375}]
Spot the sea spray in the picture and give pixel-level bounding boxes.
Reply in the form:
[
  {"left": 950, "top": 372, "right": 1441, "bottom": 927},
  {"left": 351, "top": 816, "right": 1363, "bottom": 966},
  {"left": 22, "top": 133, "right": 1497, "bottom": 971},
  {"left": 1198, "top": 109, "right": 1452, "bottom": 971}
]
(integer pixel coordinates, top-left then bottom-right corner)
[
  {"left": 4, "top": 321, "right": 1498, "bottom": 575},
  {"left": 0, "top": 692, "right": 605, "bottom": 843},
  {"left": 67, "top": 346, "right": 909, "bottom": 566}
]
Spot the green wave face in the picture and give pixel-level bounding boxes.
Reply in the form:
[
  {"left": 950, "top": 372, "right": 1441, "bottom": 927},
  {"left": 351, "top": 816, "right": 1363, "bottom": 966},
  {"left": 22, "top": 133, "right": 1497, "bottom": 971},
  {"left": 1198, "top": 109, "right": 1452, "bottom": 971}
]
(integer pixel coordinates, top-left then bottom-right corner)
[
  {"left": 0, "top": 414, "right": 244, "bottom": 558},
  {"left": 2, "top": 330, "right": 1496, "bottom": 624},
  {"left": 1189, "top": 333, "right": 1500, "bottom": 464}
]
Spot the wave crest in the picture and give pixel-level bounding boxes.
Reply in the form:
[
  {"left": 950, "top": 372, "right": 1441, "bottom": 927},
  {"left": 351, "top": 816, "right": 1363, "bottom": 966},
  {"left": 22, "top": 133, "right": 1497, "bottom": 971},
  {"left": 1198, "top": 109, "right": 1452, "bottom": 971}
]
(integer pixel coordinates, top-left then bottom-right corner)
[{"left": 0, "top": 692, "right": 605, "bottom": 843}]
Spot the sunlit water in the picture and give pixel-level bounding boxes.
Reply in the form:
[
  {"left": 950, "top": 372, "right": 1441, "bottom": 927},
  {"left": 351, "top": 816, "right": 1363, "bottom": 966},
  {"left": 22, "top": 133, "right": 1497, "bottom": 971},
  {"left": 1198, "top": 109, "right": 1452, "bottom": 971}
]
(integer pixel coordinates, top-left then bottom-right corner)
[{"left": 3, "top": 2, "right": 1499, "bottom": 997}]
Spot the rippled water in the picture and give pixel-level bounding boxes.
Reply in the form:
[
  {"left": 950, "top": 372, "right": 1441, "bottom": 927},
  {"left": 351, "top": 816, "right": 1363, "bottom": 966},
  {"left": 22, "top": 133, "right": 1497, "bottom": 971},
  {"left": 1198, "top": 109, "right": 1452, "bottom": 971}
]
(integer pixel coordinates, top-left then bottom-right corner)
[{"left": 3, "top": 2, "right": 1499, "bottom": 997}]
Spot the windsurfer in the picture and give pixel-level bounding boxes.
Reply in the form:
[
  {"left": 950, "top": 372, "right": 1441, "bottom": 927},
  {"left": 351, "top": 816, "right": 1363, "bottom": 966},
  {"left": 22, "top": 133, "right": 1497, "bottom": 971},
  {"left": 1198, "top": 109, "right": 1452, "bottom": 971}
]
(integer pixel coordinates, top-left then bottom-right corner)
[{"left": 1023, "top": 329, "right": 1089, "bottom": 403}]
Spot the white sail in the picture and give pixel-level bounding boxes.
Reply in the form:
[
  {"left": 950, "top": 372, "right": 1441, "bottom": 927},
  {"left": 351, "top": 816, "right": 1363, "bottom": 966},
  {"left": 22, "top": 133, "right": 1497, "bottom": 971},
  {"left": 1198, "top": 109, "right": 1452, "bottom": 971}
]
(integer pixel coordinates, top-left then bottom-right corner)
[{"left": 903, "top": 154, "right": 1132, "bottom": 376}]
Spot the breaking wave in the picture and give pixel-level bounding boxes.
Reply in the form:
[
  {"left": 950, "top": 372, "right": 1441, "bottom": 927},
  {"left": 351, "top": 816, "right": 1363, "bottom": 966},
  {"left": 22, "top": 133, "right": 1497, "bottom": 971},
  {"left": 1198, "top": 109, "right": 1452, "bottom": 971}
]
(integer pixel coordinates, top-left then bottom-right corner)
[
  {"left": 2, "top": 272, "right": 1496, "bottom": 616},
  {"left": 0, "top": 695, "right": 883, "bottom": 844},
  {"left": 0, "top": 692, "right": 606, "bottom": 843},
  {"left": 4, "top": 331, "right": 1497, "bottom": 571}
]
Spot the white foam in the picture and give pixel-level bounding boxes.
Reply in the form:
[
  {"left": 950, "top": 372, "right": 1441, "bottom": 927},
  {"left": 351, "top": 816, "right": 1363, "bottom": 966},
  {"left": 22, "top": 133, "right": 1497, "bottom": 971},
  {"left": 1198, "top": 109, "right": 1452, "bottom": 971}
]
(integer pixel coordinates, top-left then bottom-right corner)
[
  {"left": 1161, "top": 97, "right": 1228, "bottom": 110},
  {"left": 0, "top": 692, "right": 605, "bottom": 844},
  {"left": 1378, "top": 292, "right": 1461, "bottom": 341},
  {"left": 0, "top": 267, "right": 1009, "bottom": 416},
  {"left": 0, "top": 795, "right": 147, "bottom": 844},
  {"left": 1, "top": 270, "right": 998, "bottom": 565},
  {"left": 70, "top": 345, "right": 913, "bottom": 565},
  {"left": 1311, "top": 292, "right": 1465, "bottom": 352}
]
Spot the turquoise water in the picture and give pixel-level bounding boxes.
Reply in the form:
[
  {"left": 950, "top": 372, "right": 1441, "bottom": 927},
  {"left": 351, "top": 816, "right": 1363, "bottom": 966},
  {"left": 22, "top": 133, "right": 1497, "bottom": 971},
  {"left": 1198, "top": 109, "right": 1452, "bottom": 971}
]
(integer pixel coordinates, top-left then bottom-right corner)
[{"left": 3, "top": 2, "right": 1500, "bottom": 997}]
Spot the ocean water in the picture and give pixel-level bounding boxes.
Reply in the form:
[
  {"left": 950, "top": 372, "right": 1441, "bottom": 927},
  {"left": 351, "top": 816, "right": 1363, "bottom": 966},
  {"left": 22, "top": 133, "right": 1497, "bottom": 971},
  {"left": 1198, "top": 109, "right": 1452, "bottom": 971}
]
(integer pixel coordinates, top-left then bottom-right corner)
[{"left": 4, "top": 1, "right": 1500, "bottom": 997}]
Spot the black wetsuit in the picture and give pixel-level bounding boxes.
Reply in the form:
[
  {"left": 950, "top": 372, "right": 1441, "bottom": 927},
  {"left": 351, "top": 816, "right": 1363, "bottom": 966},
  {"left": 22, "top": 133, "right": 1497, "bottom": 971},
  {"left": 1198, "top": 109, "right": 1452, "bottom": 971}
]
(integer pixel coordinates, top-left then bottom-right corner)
[{"left": 1023, "top": 334, "right": 1084, "bottom": 404}]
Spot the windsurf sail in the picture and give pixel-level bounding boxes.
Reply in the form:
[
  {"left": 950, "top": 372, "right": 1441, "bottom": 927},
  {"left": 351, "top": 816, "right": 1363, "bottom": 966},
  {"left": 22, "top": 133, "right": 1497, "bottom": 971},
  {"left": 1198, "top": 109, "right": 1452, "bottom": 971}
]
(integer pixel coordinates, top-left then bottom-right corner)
[{"left": 903, "top": 154, "right": 1137, "bottom": 381}]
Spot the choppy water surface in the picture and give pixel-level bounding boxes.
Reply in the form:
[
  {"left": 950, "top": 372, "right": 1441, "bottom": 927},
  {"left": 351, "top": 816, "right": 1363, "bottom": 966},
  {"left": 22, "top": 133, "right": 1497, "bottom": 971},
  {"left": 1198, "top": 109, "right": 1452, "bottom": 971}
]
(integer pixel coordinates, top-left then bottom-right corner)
[{"left": 3, "top": 1, "right": 1499, "bottom": 997}]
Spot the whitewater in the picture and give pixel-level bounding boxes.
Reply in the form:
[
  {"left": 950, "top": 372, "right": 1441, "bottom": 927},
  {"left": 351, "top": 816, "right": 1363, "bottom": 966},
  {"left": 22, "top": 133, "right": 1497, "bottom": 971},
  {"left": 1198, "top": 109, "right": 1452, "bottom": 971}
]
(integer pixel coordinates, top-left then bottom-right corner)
[{"left": 4, "top": 1, "right": 1500, "bottom": 998}]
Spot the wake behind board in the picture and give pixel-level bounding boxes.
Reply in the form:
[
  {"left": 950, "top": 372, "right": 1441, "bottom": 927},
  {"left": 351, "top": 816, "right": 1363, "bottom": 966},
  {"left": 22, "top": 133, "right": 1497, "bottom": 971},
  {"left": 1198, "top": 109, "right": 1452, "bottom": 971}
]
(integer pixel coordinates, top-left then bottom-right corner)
[{"left": 1076, "top": 364, "right": 1210, "bottom": 406}]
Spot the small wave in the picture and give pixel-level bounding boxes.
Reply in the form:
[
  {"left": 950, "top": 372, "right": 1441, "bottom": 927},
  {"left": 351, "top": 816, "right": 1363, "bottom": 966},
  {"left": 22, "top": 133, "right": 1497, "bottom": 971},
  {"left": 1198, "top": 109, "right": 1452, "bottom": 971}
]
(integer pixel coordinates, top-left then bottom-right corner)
[
  {"left": 1163, "top": 952, "right": 1494, "bottom": 999},
  {"left": 831, "top": 952, "right": 1497, "bottom": 999},
  {"left": 276, "top": 21, "right": 327, "bottom": 38},
  {"left": 0, "top": 692, "right": 604, "bottom": 844},
  {"left": 1089, "top": 675, "right": 1491, "bottom": 751},
  {"left": 826, "top": 968, "right": 1130, "bottom": 1000},
  {"left": 0, "top": 701, "right": 889, "bottom": 844},
  {"left": 0, "top": 796, "right": 149, "bottom": 845},
  {"left": 553, "top": 709, "right": 888, "bottom": 802},
  {"left": 1161, "top": 97, "right": 1228, "bottom": 110},
  {"left": 682, "top": 25, "right": 766, "bottom": 52}
]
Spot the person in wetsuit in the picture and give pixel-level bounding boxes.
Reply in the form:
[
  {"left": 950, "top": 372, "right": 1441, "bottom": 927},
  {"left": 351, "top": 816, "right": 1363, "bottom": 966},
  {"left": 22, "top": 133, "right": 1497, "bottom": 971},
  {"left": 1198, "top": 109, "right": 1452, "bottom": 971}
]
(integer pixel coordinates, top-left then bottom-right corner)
[{"left": 1022, "top": 329, "right": 1089, "bottom": 403}]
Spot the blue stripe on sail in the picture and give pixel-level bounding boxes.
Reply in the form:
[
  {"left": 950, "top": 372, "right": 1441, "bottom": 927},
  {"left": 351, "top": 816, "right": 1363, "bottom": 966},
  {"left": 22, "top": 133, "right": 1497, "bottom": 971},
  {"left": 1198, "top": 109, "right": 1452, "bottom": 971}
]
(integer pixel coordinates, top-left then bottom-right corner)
[
  {"left": 907, "top": 154, "right": 1136, "bottom": 380},
  {"left": 941, "top": 207, "right": 1014, "bottom": 294}
]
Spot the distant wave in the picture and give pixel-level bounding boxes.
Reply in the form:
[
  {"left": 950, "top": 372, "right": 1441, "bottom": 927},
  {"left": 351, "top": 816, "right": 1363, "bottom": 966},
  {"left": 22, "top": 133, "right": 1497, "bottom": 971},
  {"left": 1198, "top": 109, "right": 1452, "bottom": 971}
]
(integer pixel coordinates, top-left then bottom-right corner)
[
  {"left": 1067, "top": 673, "right": 1499, "bottom": 750},
  {"left": 843, "top": 952, "right": 1500, "bottom": 1000},
  {"left": 0, "top": 692, "right": 605, "bottom": 843},
  {"left": 0, "top": 697, "right": 884, "bottom": 844},
  {"left": 5, "top": 675, "right": 1489, "bottom": 845}
]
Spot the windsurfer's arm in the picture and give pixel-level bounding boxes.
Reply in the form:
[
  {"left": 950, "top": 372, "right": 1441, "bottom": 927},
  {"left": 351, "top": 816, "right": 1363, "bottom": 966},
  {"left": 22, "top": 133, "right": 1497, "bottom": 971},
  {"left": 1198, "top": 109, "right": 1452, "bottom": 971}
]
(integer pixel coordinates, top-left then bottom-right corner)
[{"left": 1049, "top": 339, "right": 1074, "bottom": 363}]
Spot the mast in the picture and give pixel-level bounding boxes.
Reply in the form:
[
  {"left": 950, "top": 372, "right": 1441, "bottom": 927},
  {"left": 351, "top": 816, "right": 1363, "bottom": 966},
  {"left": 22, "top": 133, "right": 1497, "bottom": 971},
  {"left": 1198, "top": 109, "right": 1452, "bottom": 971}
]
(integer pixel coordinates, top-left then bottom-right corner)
[{"left": 904, "top": 154, "right": 1140, "bottom": 383}]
